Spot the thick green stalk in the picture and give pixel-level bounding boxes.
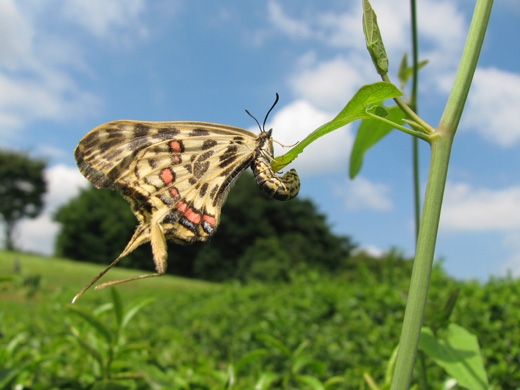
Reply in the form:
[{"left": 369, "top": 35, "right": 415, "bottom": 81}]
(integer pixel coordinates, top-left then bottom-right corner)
[
  {"left": 390, "top": 0, "right": 493, "bottom": 388},
  {"left": 391, "top": 134, "right": 452, "bottom": 387}
]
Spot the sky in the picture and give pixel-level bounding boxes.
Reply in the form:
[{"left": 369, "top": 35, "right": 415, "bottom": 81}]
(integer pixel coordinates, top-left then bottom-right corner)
[{"left": 1, "top": 0, "right": 519, "bottom": 281}]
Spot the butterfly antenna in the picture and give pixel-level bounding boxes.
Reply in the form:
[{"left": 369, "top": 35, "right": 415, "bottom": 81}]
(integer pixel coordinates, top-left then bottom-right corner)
[
  {"left": 245, "top": 93, "right": 280, "bottom": 133},
  {"left": 245, "top": 109, "right": 262, "bottom": 133},
  {"left": 263, "top": 93, "right": 279, "bottom": 131}
]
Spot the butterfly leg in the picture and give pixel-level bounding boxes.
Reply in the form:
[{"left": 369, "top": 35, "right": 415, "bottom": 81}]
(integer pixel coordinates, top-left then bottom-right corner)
[
  {"left": 72, "top": 224, "right": 152, "bottom": 303},
  {"left": 91, "top": 221, "right": 169, "bottom": 289}
]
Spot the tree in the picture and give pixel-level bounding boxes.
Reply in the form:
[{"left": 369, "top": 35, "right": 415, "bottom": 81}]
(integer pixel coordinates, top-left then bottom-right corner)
[
  {"left": 54, "top": 186, "right": 151, "bottom": 266},
  {"left": 55, "top": 173, "right": 356, "bottom": 281},
  {"left": 0, "top": 150, "right": 46, "bottom": 250}
]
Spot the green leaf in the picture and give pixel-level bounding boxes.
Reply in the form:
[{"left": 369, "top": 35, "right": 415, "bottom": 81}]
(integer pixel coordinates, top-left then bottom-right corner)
[
  {"left": 426, "top": 289, "right": 460, "bottom": 333},
  {"left": 383, "top": 345, "right": 399, "bottom": 385},
  {"left": 292, "top": 356, "right": 325, "bottom": 376},
  {"left": 363, "top": 0, "right": 388, "bottom": 75},
  {"left": 397, "top": 52, "right": 429, "bottom": 90},
  {"left": 91, "top": 380, "right": 131, "bottom": 390},
  {"left": 349, "top": 105, "right": 406, "bottom": 178},
  {"left": 121, "top": 297, "right": 156, "bottom": 330},
  {"left": 323, "top": 376, "right": 347, "bottom": 389},
  {"left": 419, "top": 324, "right": 489, "bottom": 390},
  {"left": 111, "top": 287, "right": 123, "bottom": 329},
  {"left": 68, "top": 305, "right": 112, "bottom": 344},
  {"left": 295, "top": 374, "right": 325, "bottom": 390},
  {"left": 273, "top": 82, "right": 402, "bottom": 172},
  {"left": 256, "top": 334, "right": 292, "bottom": 358},
  {"left": 292, "top": 339, "right": 310, "bottom": 358},
  {"left": 254, "top": 372, "right": 279, "bottom": 390},
  {"left": 235, "top": 348, "right": 269, "bottom": 375},
  {"left": 68, "top": 330, "right": 104, "bottom": 368}
]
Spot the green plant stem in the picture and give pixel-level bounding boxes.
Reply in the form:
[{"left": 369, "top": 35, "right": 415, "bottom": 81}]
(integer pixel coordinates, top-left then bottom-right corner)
[
  {"left": 381, "top": 74, "right": 434, "bottom": 134},
  {"left": 391, "top": 134, "right": 453, "bottom": 388},
  {"left": 410, "top": 0, "right": 421, "bottom": 243},
  {"left": 390, "top": 0, "right": 493, "bottom": 388},
  {"left": 365, "top": 112, "right": 430, "bottom": 141},
  {"left": 439, "top": 1, "right": 493, "bottom": 131}
]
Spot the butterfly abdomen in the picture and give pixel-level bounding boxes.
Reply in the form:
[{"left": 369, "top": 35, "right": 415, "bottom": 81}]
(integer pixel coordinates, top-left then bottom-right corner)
[{"left": 252, "top": 157, "right": 300, "bottom": 201}]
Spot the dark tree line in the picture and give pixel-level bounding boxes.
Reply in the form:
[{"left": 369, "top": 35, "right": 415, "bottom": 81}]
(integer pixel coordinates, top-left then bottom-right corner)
[{"left": 54, "top": 172, "right": 356, "bottom": 282}]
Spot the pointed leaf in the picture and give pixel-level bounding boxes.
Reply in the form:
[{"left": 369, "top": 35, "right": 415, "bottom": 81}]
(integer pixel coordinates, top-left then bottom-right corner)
[
  {"left": 235, "top": 348, "right": 269, "bottom": 375},
  {"left": 121, "top": 297, "right": 156, "bottom": 330},
  {"left": 295, "top": 374, "right": 325, "bottom": 390},
  {"left": 91, "top": 380, "right": 130, "bottom": 390},
  {"left": 292, "top": 339, "right": 310, "bottom": 358},
  {"left": 68, "top": 305, "right": 112, "bottom": 343},
  {"left": 256, "top": 334, "right": 292, "bottom": 358},
  {"left": 324, "top": 376, "right": 347, "bottom": 389},
  {"left": 273, "top": 82, "right": 402, "bottom": 171},
  {"left": 68, "top": 331, "right": 104, "bottom": 367},
  {"left": 350, "top": 105, "right": 406, "bottom": 178},
  {"left": 111, "top": 287, "right": 124, "bottom": 328},
  {"left": 419, "top": 324, "right": 488, "bottom": 390},
  {"left": 254, "top": 372, "right": 279, "bottom": 390},
  {"left": 363, "top": 0, "right": 388, "bottom": 75},
  {"left": 292, "top": 356, "right": 325, "bottom": 376}
]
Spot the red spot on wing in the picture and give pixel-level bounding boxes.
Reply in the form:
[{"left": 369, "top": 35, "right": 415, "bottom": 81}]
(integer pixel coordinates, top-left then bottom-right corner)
[
  {"left": 203, "top": 214, "right": 216, "bottom": 226},
  {"left": 177, "top": 202, "right": 188, "bottom": 212},
  {"left": 185, "top": 208, "right": 201, "bottom": 224},
  {"left": 170, "top": 187, "right": 179, "bottom": 198},
  {"left": 170, "top": 140, "right": 183, "bottom": 153},
  {"left": 161, "top": 168, "right": 174, "bottom": 185}
]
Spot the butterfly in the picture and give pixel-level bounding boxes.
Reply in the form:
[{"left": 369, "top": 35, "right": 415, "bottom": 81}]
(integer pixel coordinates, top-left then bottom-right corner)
[{"left": 72, "top": 94, "right": 300, "bottom": 302}]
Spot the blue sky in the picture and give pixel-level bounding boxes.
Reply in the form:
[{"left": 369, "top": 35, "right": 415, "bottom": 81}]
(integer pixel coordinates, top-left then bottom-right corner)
[{"left": 1, "top": 0, "right": 519, "bottom": 281}]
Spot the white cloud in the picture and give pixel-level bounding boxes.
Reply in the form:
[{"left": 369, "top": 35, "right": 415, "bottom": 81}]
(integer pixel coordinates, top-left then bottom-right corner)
[
  {"left": 0, "top": 0, "right": 34, "bottom": 69},
  {"left": 0, "top": 0, "right": 151, "bottom": 141},
  {"left": 290, "top": 57, "right": 365, "bottom": 111},
  {"left": 462, "top": 67, "right": 520, "bottom": 147},
  {"left": 335, "top": 176, "right": 393, "bottom": 211},
  {"left": 264, "top": 99, "right": 354, "bottom": 175},
  {"left": 418, "top": 1, "right": 466, "bottom": 57},
  {"left": 352, "top": 245, "right": 386, "bottom": 258},
  {"left": 441, "top": 182, "right": 520, "bottom": 231},
  {"left": 0, "top": 1, "right": 102, "bottom": 138},
  {"left": 267, "top": 1, "right": 313, "bottom": 39},
  {"left": 61, "top": 0, "right": 148, "bottom": 41},
  {"left": 15, "top": 165, "right": 89, "bottom": 255}
]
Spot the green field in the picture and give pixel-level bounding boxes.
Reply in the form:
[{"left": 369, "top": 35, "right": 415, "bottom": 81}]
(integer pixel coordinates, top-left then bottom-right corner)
[{"left": 1, "top": 250, "right": 520, "bottom": 389}]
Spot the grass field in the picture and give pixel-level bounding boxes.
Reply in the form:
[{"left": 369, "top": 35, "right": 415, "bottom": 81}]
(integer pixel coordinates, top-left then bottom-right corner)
[
  {"left": 0, "top": 250, "right": 216, "bottom": 304},
  {"left": 2, "top": 250, "right": 520, "bottom": 389}
]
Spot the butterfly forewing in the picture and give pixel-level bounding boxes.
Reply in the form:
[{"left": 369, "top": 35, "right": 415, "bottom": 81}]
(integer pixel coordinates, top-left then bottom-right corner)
[{"left": 76, "top": 121, "right": 259, "bottom": 241}]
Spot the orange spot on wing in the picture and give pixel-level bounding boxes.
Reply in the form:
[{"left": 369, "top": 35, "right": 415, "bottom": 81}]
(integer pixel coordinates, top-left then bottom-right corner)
[
  {"left": 161, "top": 168, "right": 174, "bottom": 185},
  {"left": 185, "top": 208, "right": 201, "bottom": 224},
  {"left": 170, "top": 140, "right": 182, "bottom": 153},
  {"left": 203, "top": 214, "right": 216, "bottom": 226}
]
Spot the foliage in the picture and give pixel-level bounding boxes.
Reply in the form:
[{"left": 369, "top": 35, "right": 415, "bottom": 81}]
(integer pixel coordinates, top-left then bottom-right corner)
[
  {"left": 0, "top": 250, "right": 518, "bottom": 389},
  {"left": 0, "top": 149, "right": 46, "bottom": 250},
  {"left": 54, "top": 186, "right": 150, "bottom": 267},
  {"left": 54, "top": 173, "right": 356, "bottom": 282}
]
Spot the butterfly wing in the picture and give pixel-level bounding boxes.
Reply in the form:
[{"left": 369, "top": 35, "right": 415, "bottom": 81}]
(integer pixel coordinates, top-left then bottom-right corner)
[{"left": 75, "top": 120, "right": 258, "bottom": 246}]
